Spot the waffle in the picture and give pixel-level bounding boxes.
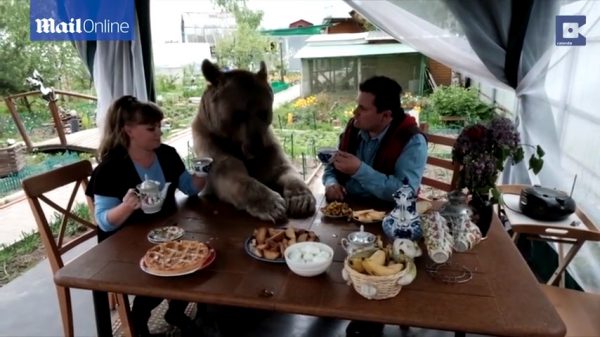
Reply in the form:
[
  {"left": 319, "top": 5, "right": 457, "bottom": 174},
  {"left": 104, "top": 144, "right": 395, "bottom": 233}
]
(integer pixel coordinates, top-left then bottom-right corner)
[{"left": 143, "top": 240, "right": 211, "bottom": 276}]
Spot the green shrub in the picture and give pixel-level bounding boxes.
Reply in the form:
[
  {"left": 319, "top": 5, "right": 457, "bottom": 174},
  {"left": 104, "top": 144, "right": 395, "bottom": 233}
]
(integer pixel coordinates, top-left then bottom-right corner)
[
  {"left": 425, "top": 85, "right": 494, "bottom": 123},
  {"left": 49, "top": 202, "right": 91, "bottom": 237},
  {"left": 156, "top": 74, "right": 180, "bottom": 92}
]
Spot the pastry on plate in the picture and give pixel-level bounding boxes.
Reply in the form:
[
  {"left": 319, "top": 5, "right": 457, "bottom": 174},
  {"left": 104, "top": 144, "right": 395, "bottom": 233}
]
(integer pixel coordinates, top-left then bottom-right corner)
[{"left": 143, "top": 240, "right": 211, "bottom": 276}]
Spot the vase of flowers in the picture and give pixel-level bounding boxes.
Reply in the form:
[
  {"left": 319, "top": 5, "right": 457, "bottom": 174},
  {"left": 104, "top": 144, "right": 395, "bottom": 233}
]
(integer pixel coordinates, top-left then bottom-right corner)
[{"left": 452, "top": 116, "right": 545, "bottom": 236}]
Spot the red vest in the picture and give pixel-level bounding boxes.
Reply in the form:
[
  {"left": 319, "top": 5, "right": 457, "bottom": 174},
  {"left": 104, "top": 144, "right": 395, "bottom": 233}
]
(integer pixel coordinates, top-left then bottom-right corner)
[{"left": 337, "top": 115, "right": 424, "bottom": 182}]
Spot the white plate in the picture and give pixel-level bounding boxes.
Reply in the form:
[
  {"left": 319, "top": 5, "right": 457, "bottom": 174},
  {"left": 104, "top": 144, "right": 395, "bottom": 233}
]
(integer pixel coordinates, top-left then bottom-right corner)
[
  {"left": 351, "top": 210, "right": 386, "bottom": 224},
  {"left": 139, "top": 248, "right": 216, "bottom": 277},
  {"left": 147, "top": 226, "right": 184, "bottom": 244},
  {"left": 352, "top": 216, "right": 383, "bottom": 224},
  {"left": 321, "top": 213, "right": 349, "bottom": 219}
]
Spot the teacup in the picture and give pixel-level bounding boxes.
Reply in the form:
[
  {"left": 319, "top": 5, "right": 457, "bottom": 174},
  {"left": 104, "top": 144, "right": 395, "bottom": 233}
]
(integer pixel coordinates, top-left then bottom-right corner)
[
  {"left": 191, "top": 157, "right": 213, "bottom": 177},
  {"left": 453, "top": 220, "right": 482, "bottom": 252},
  {"left": 317, "top": 147, "right": 337, "bottom": 164},
  {"left": 422, "top": 212, "right": 453, "bottom": 263}
]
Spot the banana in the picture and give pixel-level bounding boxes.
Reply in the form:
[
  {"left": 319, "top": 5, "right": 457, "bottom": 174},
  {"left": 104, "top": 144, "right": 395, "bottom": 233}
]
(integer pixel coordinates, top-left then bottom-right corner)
[
  {"left": 362, "top": 259, "right": 377, "bottom": 275},
  {"left": 349, "top": 257, "right": 365, "bottom": 273},
  {"left": 362, "top": 259, "right": 405, "bottom": 276},
  {"left": 366, "top": 249, "right": 386, "bottom": 266}
]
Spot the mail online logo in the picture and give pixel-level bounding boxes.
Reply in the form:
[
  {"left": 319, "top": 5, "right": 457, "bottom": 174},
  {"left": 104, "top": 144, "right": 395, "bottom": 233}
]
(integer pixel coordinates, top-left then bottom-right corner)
[
  {"left": 556, "top": 15, "right": 586, "bottom": 46},
  {"left": 30, "top": 0, "right": 134, "bottom": 41}
]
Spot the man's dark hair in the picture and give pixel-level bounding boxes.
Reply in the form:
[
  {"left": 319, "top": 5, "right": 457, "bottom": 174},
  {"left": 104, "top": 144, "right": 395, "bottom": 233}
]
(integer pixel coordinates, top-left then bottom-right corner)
[{"left": 359, "top": 76, "right": 404, "bottom": 119}]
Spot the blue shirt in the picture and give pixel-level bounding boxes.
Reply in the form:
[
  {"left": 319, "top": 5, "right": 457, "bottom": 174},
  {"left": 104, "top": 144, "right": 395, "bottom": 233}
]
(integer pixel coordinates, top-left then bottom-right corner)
[
  {"left": 94, "top": 159, "right": 199, "bottom": 232},
  {"left": 322, "top": 127, "right": 427, "bottom": 202}
]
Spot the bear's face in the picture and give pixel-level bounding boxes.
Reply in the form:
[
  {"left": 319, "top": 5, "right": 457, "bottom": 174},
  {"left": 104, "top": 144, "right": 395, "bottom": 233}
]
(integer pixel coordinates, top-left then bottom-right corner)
[{"left": 200, "top": 60, "right": 274, "bottom": 158}]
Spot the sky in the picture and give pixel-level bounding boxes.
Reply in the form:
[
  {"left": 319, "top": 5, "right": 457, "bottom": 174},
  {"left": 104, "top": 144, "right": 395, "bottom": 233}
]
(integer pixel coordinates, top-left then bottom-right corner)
[{"left": 150, "top": 0, "right": 353, "bottom": 43}]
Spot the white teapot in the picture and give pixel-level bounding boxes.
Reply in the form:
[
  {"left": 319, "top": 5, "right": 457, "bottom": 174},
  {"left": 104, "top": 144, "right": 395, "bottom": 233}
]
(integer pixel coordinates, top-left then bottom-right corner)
[{"left": 136, "top": 175, "right": 171, "bottom": 214}]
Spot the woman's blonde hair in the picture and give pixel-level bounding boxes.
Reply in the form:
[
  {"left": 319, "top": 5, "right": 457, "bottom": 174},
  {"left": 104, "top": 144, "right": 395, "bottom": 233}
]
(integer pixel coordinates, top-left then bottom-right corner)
[{"left": 97, "top": 95, "right": 164, "bottom": 160}]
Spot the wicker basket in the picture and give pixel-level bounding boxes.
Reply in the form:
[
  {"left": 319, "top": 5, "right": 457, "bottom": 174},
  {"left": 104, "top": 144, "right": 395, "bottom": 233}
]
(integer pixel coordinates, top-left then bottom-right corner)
[
  {"left": 342, "top": 251, "right": 412, "bottom": 300},
  {"left": 0, "top": 143, "right": 25, "bottom": 177}
]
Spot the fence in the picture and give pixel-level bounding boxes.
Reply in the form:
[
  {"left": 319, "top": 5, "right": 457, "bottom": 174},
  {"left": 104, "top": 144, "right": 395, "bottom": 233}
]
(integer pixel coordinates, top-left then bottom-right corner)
[{"left": 0, "top": 152, "right": 82, "bottom": 198}]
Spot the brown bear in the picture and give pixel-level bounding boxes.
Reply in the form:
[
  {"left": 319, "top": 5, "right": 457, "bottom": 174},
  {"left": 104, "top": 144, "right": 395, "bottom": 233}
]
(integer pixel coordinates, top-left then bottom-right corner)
[{"left": 192, "top": 60, "right": 316, "bottom": 222}]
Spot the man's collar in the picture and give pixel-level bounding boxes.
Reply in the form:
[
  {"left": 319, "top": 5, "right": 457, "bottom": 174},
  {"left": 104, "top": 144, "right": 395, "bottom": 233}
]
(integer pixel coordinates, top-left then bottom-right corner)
[{"left": 359, "top": 123, "right": 391, "bottom": 141}]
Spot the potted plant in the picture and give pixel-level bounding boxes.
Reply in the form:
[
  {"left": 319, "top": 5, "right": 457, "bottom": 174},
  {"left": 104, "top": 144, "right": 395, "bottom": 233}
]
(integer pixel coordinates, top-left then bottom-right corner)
[{"left": 451, "top": 116, "right": 545, "bottom": 236}]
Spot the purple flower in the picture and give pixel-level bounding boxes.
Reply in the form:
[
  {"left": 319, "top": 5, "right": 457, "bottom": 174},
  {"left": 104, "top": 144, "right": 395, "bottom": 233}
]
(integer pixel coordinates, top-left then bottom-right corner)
[{"left": 453, "top": 116, "right": 526, "bottom": 194}]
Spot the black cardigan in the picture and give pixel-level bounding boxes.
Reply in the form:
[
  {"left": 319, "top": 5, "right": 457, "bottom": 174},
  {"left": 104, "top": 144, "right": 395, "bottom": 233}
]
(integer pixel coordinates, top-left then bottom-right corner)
[{"left": 86, "top": 144, "right": 185, "bottom": 241}]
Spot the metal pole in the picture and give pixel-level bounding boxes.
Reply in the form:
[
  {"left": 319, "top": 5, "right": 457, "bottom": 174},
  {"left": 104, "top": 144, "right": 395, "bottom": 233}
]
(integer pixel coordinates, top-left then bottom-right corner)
[{"left": 279, "top": 39, "right": 285, "bottom": 83}]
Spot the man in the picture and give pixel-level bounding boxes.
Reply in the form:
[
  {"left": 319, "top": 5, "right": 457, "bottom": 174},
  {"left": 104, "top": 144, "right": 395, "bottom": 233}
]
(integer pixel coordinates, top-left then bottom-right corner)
[
  {"left": 323, "top": 75, "right": 427, "bottom": 203},
  {"left": 322, "top": 76, "right": 428, "bottom": 337}
]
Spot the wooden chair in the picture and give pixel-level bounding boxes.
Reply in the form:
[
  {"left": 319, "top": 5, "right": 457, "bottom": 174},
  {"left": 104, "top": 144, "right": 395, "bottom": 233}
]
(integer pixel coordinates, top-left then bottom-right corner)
[
  {"left": 540, "top": 284, "right": 600, "bottom": 337},
  {"left": 419, "top": 123, "right": 460, "bottom": 199},
  {"left": 21, "top": 160, "right": 135, "bottom": 337}
]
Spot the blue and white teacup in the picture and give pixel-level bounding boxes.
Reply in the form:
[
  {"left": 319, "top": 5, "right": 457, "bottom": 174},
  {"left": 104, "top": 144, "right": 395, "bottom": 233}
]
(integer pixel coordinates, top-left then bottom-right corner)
[
  {"left": 191, "top": 157, "right": 213, "bottom": 177},
  {"left": 317, "top": 147, "right": 337, "bottom": 164}
]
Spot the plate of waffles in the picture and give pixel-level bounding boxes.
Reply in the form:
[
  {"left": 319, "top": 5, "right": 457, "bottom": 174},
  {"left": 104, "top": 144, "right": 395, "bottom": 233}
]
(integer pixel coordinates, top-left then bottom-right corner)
[
  {"left": 140, "top": 240, "right": 215, "bottom": 277},
  {"left": 147, "top": 226, "right": 184, "bottom": 244}
]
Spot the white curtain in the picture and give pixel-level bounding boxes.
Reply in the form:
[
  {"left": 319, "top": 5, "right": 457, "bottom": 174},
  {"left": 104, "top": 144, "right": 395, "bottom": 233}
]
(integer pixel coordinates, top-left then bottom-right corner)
[
  {"left": 92, "top": 14, "right": 148, "bottom": 130},
  {"left": 534, "top": 0, "right": 600, "bottom": 292},
  {"left": 344, "top": 0, "right": 512, "bottom": 91},
  {"left": 345, "top": 0, "right": 600, "bottom": 292},
  {"left": 75, "top": 13, "right": 149, "bottom": 131}
]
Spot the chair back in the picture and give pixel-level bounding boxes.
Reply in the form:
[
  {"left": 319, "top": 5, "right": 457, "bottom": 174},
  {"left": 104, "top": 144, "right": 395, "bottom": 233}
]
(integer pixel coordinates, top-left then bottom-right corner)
[
  {"left": 419, "top": 123, "right": 460, "bottom": 198},
  {"left": 22, "top": 160, "right": 96, "bottom": 273}
]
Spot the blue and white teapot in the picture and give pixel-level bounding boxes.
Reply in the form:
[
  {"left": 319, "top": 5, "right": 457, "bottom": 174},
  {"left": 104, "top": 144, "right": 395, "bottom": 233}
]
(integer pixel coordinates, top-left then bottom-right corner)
[{"left": 382, "top": 179, "right": 423, "bottom": 241}]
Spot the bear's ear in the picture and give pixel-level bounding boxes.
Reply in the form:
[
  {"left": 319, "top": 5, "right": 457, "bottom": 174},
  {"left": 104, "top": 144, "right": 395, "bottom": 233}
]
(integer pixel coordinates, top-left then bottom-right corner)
[
  {"left": 257, "top": 61, "right": 268, "bottom": 82},
  {"left": 202, "top": 59, "right": 222, "bottom": 85}
]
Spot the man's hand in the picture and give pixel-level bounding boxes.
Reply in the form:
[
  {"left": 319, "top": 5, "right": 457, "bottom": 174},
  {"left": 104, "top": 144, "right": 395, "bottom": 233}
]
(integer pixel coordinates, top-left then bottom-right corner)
[
  {"left": 325, "top": 183, "right": 346, "bottom": 202},
  {"left": 332, "top": 151, "right": 361, "bottom": 175}
]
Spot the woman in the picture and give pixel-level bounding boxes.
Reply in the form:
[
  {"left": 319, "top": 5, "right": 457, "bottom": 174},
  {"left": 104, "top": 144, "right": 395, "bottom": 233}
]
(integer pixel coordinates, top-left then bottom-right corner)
[{"left": 87, "top": 95, "right": 205, "bottom": 337}]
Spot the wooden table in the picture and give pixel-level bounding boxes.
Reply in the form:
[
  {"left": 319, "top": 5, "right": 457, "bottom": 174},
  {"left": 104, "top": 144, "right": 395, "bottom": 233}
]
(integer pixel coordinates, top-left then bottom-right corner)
[{"left": 55, "top": 195, "right": 566, "bottom": 337}]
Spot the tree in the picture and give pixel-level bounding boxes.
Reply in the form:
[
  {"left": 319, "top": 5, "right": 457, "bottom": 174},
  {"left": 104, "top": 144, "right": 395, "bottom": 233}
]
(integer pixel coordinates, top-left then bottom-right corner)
[
  {"left": 0, "top": 0, "right": 90, "bottom": 96},
  {"left": 212, "top": 0, "right": 275, "bottom": 71}
]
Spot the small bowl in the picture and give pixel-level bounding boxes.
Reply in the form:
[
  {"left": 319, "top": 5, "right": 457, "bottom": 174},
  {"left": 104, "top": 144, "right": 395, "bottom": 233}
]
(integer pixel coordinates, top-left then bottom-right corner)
[
  {"left": 316, "top": 147, "right": 337, "bottom": 164},
  {"left": 284, "top": 242, "right": 334, "bottom": 277}
]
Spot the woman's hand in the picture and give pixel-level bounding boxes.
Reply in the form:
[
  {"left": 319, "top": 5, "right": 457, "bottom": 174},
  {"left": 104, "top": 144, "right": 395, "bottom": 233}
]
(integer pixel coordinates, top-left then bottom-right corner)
[{"left": 122, "top": 188, "right": 140, "bottom": 211}]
